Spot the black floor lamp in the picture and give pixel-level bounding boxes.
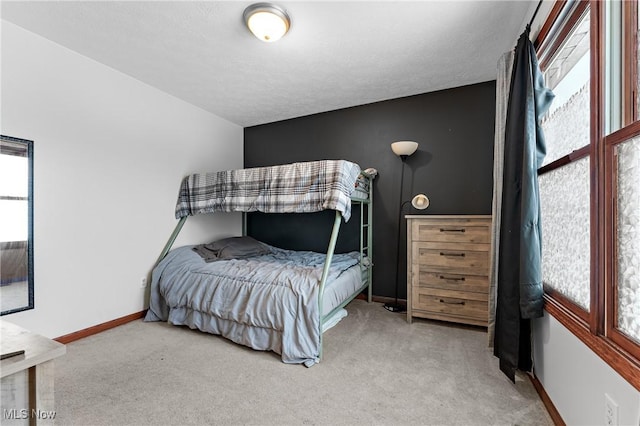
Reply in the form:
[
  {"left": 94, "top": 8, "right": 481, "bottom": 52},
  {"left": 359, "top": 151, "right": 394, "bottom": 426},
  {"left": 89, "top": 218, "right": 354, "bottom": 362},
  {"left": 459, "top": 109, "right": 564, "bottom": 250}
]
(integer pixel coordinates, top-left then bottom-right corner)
[{"left": 384, "top": 141, "right": 429, "bottom": 313}]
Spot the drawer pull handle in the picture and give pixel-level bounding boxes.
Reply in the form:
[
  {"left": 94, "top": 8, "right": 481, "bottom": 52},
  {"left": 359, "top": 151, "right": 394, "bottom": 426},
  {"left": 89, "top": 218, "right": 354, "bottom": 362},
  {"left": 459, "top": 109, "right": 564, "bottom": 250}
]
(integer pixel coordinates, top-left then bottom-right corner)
[
  {"left": 439, "top": 275, "right": 465, "bottom": 282},
  {"left": 439, "top": 299, "right": 465, "bottom": 305},
  {"left": 440, "top": 252, "right": 465, "bottom": 257},
  {"left": 440, "top": 228, "right": 466, "bottom": 233}
]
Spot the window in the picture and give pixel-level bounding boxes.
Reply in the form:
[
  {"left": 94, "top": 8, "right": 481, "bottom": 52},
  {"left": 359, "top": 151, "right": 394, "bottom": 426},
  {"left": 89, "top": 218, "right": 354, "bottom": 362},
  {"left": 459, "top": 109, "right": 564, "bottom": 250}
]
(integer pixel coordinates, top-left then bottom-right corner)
[
  {"left": 538, "top": 4, "right": 591, "bottom": 315},
  {"left": 612, "top": 134, "right": 640, "bottom": 344},
  {"left": 0, "top": 135, "right": 34, "bottom": 315},
  {"left": 537, "top": 0, "right": 640, "bottom": 389},
  {"left": 636, "top": 1, "right": 639, "bottom": 119},
  {"left": 626, "top": 0, "right": 639, "bottom": 122}
]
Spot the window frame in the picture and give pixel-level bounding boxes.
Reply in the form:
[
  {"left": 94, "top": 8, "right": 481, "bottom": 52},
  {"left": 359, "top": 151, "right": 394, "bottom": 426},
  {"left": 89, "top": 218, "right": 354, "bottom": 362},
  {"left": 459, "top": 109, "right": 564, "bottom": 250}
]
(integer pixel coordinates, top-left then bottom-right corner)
[
  {"left": 537, "top": 0, "right": 592, "bottom": 324},
  {"left": 0, "top": 134, "right": 34, "bottom": 316},
  {"left": 536, "top": 0, "right": 640, "bottom": 390},
  {"left": 622, "top": 0, "right": 638, "bottom": 125},
  {"left": 604, "top": 121, "right": 640, "bottom": 360}
]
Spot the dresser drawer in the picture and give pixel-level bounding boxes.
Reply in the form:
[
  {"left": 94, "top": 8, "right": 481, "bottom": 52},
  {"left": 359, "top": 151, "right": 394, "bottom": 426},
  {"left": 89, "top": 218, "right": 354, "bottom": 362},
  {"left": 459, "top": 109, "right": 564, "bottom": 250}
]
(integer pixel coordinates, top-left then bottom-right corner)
[
  {"left": 416, "top": 270, "right": 489, "bottom": 294},
  {"left": 413, "top": 242, "right": 489, "bottom": 275},
  {"left": 412, "top": 219, "right": 490, "bottom": 244},
  {"left": 412, "top": 288, "right": 488, "bottom": 322}
]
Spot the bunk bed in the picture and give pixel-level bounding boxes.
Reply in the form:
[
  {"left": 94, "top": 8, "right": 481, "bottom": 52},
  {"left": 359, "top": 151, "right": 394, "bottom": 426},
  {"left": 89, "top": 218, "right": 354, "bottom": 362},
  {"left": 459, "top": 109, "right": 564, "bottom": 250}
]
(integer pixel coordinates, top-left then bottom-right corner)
[{"left": 145, "top": 160, "right": 375, "bottom": 366}]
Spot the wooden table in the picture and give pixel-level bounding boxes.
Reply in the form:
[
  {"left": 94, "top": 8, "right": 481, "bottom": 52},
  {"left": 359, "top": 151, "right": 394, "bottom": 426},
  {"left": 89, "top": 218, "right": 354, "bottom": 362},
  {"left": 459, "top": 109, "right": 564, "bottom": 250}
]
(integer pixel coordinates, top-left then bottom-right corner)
[{"left": 1, "top": 320, "right": 66, "bottom": 425}]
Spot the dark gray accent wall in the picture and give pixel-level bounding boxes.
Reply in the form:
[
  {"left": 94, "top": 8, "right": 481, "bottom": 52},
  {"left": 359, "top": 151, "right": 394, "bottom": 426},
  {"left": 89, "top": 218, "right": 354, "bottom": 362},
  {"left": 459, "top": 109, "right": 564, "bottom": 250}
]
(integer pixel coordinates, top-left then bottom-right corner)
[{"left": 244, "top": 80, "right": 496, "bottom": 300}]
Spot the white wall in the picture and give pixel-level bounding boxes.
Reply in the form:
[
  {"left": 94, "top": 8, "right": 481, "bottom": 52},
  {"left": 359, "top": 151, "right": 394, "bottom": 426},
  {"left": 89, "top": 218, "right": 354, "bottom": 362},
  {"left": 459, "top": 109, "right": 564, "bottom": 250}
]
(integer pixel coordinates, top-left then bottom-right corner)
[
  {"left": 533, "top": 314, "right": 640, "bottom": 425},
  {"left": 1, "top": 21, "right": 243, "bottom": 338}
]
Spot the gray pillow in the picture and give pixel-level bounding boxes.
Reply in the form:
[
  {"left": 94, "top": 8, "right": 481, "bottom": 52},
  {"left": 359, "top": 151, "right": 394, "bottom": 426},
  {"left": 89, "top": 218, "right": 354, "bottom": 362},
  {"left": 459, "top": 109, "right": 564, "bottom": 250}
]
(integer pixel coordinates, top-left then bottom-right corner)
[{"left": 192, "top": 236, "right": 270, "bottom": 262}]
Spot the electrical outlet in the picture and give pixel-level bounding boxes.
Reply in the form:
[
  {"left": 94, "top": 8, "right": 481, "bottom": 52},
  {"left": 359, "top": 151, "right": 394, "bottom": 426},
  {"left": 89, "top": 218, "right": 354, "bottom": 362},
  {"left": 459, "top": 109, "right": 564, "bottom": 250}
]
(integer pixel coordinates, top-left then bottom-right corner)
[
  {"left": 605, "top": 393, "right": 619, "bottom": 426},
  {"left": 140, "top": 277, "right": 148, "bottom": 288}
]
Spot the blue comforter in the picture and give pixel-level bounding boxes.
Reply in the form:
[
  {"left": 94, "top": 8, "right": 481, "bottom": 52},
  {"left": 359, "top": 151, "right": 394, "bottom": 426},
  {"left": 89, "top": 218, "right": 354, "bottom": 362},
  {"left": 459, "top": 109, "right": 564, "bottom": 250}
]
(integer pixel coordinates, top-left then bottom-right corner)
[{"left": 145, "top": 245, "right": 360, "bottom": 365}]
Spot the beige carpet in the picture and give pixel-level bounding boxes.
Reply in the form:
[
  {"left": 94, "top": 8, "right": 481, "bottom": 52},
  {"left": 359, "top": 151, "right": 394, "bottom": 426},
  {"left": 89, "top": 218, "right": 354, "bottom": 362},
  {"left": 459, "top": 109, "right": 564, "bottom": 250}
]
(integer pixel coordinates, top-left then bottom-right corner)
[{"left": 54, "top": 300, "right": 553, "bottom": 425}]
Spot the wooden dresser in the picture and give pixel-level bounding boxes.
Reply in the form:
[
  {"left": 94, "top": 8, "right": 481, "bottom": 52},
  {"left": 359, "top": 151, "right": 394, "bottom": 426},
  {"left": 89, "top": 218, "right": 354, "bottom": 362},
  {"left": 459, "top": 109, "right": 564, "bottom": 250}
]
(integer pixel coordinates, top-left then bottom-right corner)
[{"left": 406, "top": 215, "right": 492, "bottom": 327}]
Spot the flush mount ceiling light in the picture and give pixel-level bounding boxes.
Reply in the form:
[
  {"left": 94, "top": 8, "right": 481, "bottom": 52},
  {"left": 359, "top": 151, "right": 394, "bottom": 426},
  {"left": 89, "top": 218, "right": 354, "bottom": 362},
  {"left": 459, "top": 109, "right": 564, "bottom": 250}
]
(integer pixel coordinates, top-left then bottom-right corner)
[{"left": 243, "top": 3, "right": 291, "bottom": 42}]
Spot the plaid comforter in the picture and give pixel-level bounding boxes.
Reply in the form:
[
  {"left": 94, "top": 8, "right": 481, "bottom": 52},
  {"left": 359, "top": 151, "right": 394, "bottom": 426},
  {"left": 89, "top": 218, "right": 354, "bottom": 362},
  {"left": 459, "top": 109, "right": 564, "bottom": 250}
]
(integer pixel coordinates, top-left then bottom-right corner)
[{"left": 175, "top": 160, "right": 361, "bottom": 221}]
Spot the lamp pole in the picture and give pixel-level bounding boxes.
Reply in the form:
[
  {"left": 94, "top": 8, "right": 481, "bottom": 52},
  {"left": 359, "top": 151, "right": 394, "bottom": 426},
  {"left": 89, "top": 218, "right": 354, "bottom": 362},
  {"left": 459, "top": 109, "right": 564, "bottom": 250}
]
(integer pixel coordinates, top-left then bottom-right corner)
[
  {"left": 386, "top": 141, "right": 422, "bottom": 312},
  {"left": 384, "top": 156, "right": 410, "bottom": 313}
]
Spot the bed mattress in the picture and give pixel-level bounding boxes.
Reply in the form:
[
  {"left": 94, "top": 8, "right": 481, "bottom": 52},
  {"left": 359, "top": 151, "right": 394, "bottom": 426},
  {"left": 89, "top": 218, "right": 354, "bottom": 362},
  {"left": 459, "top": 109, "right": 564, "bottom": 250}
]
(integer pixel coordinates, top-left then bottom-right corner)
[{"left": 145, "top": 244, "right": 364, "bottom": 366}]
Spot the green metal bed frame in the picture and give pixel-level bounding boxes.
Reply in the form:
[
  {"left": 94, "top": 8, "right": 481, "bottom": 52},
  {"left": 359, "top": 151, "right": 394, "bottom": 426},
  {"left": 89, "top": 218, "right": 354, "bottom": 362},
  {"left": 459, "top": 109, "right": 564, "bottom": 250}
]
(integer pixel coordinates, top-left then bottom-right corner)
[
  {"left": 155, "top": 175, "right": 374, "bottom": 363},
  {"left": 317, "top": 188, "right": 373, "bottom": 360}
]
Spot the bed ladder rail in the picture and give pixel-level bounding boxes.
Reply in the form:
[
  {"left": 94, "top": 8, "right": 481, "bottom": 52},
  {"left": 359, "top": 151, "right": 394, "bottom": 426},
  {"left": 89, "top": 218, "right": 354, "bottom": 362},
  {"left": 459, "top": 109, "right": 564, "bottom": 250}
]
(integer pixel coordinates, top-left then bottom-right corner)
[
  {"left": 359, "top": 198, "right": 373, "bottom": 303},
  {"left": 317, "top": 210, "right": 343, "bottom": 362},
  {"left": 155, "top": 216, "right": 188, "bottom": 266}
]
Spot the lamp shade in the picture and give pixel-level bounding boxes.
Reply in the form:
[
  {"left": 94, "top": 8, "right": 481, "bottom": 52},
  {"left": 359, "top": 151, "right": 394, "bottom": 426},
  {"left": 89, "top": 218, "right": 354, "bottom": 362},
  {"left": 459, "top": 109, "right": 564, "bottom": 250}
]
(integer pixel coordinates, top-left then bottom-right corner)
[
  {"left": 391, "top": 141, "right": 419, "bottom": 157},
  {"left": 411, "top": 194, "right": 430, "bottom": 210},
  {"left": 244, "top": 3, "right": 291, "bottom": 42}
]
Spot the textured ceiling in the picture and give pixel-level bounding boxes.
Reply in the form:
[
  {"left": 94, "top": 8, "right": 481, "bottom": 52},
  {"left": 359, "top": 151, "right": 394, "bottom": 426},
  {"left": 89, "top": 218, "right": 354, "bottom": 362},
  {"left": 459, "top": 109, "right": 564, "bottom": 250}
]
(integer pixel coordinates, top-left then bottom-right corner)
[{"left": 1, "top": 1, "right": 545, "bottom": 127}]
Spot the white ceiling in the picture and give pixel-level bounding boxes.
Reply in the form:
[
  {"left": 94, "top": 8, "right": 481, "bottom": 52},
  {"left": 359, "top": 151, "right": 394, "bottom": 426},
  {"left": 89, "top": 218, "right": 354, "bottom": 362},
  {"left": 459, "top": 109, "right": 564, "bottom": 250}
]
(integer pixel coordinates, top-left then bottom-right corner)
[{"left": 1, "top": 1, "right": 545, "bottom": 127}]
